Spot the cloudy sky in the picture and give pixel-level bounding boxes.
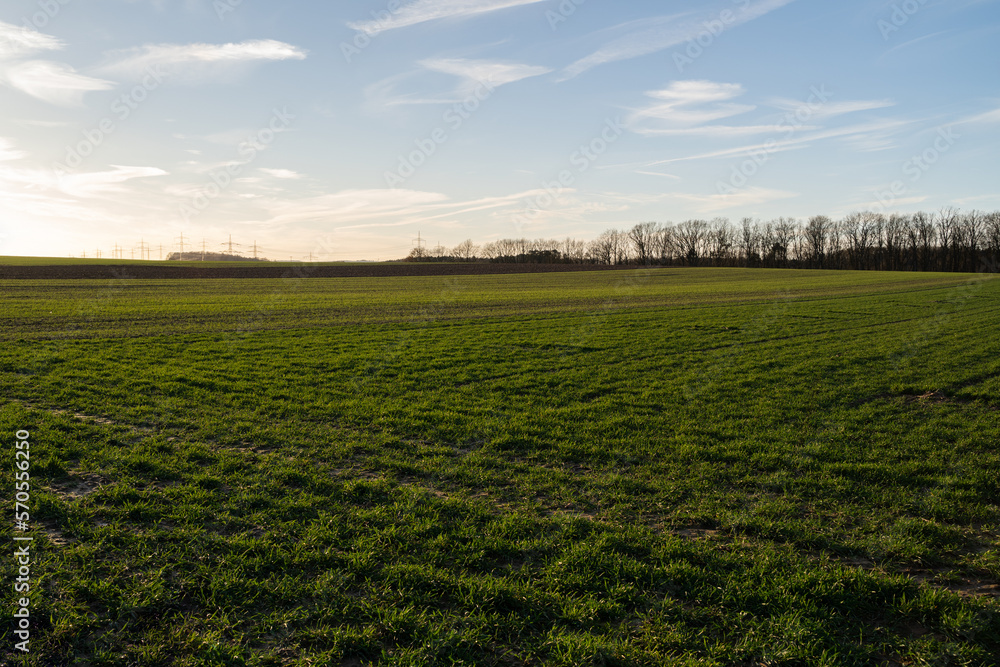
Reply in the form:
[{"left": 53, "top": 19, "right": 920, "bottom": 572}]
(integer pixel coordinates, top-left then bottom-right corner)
[{"left": 0, "top": 0, "right": 997, "bottom": 260}]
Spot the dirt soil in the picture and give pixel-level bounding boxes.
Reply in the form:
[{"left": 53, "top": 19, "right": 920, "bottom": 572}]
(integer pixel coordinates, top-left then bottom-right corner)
[{"left": 0, "top": 263, "right": 637, "bottom": 280}]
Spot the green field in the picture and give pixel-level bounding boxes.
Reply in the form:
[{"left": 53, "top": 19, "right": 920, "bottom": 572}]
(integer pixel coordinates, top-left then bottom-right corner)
[{"left": 1, "top": 268, "right": 998, "bottom": 666}]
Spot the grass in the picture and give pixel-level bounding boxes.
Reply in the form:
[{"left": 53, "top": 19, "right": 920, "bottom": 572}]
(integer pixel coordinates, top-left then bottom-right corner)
[{"left": 1, "top": 267, "right": 998, "bottom": 666}]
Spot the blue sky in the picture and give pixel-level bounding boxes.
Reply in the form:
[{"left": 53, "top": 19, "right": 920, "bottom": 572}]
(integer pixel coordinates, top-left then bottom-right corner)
[{"left": 0, "top": 0, "right": 997, "bottom": 260}]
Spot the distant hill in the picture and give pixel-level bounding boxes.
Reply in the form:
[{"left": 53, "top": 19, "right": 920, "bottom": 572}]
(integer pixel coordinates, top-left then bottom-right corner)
[{"left": 166, "top": 252, "right": 269, "bottom": 262}]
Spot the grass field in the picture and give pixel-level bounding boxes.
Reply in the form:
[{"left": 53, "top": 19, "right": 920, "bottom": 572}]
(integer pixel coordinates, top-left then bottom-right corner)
[{"left": 1, "top": 267, "right": 998, "bottom": 666}]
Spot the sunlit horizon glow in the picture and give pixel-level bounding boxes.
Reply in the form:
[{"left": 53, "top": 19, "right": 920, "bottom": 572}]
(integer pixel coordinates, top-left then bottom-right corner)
[{"left": 1, "top": 0, "right": 998, "bottom": 261}]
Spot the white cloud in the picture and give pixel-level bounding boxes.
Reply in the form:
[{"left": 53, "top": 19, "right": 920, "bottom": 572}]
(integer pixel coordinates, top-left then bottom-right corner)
[
  {"left": 634, "top": 169, "right": 681, "bottom": 180},
  {"left": 259, "top": 168, "right": 302, "bottom": 179},
  {"left": 852, "top": 195, "right": 927, "bottom": 211},
  {"left": 97, "top": 39, "right": 307, "bottom": 82},
  {"left": 640, "top": 119, "right": 912, "bottom": 166},
  {"left": 642, "top": 124, "right": 807, "bottom": 138},
  {"left": 57, "top": 165, "right": 168, "bottom": 198},
  {"left": 645, "top": 80, "right": 745, "bottom": 106},
  {"left": 0, "top": 21, "right": 63, "bottom": 59},
  {"left": 768, "top": 98, "right": 896, "bottom": 120},
  {"left": 628, "top": 81, "right": 799, "bottom": 137},
  {"left": 368, "top": 58, "right": 550, "bottom": 108},
  {"left": 2, "top": 60, "right": 114, "bottom": 106},
  {"left": 0, "top": 138, "right": 26, "bottom": 162},
  {"left": 348, "top": 0, "right": 546, "bottom": 35},
  {"left": 671, "top": 186, "right": 798, "bottom": 213},
  {"left": 560, "top": 0, "right": 798, "bottom": 80},
  {"left": 958, "top": 106, "right": 1000, "bottom": 124},
  {"left": 0, "top": 22, "right": 111, "bottom": 106},
  {"left": 420, "top": 58, "right": 551, "bottom": 89},
  {"left": 260, "top": 189, "right": 451, "bottom": 227}
]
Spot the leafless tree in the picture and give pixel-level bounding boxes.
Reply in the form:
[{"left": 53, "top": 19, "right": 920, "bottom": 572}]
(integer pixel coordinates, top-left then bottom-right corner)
[
  {"left": 707, "top": 218, "right": 734, "bottom": 266},
  {"left": 677, "top": 220, "right": 708, "bottom": 266},
  {"left": 562, "top": 237, "right": 587, "bottom": 263},
  {"left": 937, "top": 207, "right": 959, "bottom": 271},
  {"left": 772, "top": 218, "right": 797, "bottom": 267},
  {"left": 805, "top": 215, "right": 831, "bottom": 268},
  {"left": 739, "top": 217, "right": 761, "bottom": 267},
  {"left": 628, "top": 222, "right": 659, "bottom": 265},
  {"left": 452, "top": 239, "right": 479, "bottom": 260}
]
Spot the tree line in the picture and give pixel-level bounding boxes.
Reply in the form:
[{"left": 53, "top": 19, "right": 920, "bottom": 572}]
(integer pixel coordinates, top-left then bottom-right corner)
[{"left": 406, "top": 209, "right": 1000, "bottom": 273}]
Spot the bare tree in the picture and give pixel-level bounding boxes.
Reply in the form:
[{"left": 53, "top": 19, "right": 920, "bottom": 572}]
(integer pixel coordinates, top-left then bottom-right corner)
[
  {"left": 962, "top": 210, "right": 985, "bottom": 272},
  {"left": 677, "top": 220, "right": 708, "bottom": 266},
  {"left": 937, "top": 207, "right": 959, "bottom": 271},
  {"left": 707, "top": 218, "right": 734, "bottom": 266},
  {"left": 739, "top": 217, "right": 761, "bottom": 267},
  {"left": 805, "top": 215, "right": 831, "bottom": 268},
  {"left": 588, "top": 230, "right": 615, "bottom": 265},
  {"left": 404, "top": 207, "right": 999, "bottom": 272},
  {"left": 452, "top": 239, "right": 479, "bottom": 260},
  {"left": 885, "top": 214, "right": 906, "bottom": 271},
  {"left": 986, "top": 211, "right": 1000, "bottom": 271},
  {"left": 628, "top": 222, "right": 659, "bottom": 265},
  {"left": 562, "top": 237, "right": 587, "bottom": 263},
  {"left": 772, "top": 218, "right": 797, "bottom": 267}
]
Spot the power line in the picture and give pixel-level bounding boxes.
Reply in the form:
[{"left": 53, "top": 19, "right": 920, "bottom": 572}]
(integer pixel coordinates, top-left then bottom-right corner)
[{"left": 223, "top": 234, "right": 240, "bottom": 255}]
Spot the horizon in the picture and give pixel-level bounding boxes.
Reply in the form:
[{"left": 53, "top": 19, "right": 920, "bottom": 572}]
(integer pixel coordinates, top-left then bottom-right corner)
[{"left": 1, "top": 0, "right": 998, "bottom": 260}]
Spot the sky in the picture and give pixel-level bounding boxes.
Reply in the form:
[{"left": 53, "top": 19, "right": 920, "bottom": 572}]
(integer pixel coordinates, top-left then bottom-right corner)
[{"left": 0, "top": 0, "right": 998, "bottom": 261}]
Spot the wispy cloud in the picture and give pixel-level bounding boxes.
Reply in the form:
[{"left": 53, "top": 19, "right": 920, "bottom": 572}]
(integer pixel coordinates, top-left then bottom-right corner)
[
  {"left": 628, "top": 81, "right": 803, "bottom": 138},
  {"left": 671, "top": 186, "right": 798, "bottom": 213},
  {"left": 642, "top": 118, "right": 912, "bottom": 166},
  {"left": 0, "top": 163, "right": 168, "bottom": 231},
  {"left": 421, "top": 58, "right": 551, "bottom": 89},
  {"left": 367, "top": 57, "right": 550, "bottom": 108},
  {"left": 258, "top": 168, "right": 302, "bottom": 180},
  {"left": 0, "top": 138, "right": 27, "bottom": 162},
  {"left": 97, "top": 39, "right": 307, "bottom": 82},
  {"left": 348, "top": 0, "right": 546, "bottom": 35},
  {"left": 261, "top": 189, "right": 451, "bottom": 228},
  {"left": 2, "top": 60, "right": 114, "bottom": 106},
  {"left": 57, "top": 165, "right": 168, "bottom": 198},
  {"left": 768, "top": 97, "right": 896, "bottom": 120},
  {"left": 646, "top": 124, "right": 800, "bottom": 137},
  {"left": 560, "top": 0, "right": 798, "bottom": 80},
  {"left": 0, "top": 22, "right": 112, "bottom": 106},
  {"left": 0, "top": 21, "right": 63, "bottom": 59},
  {"left": 958, "top": 106, "right": 1000, "bottom": 124}
]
